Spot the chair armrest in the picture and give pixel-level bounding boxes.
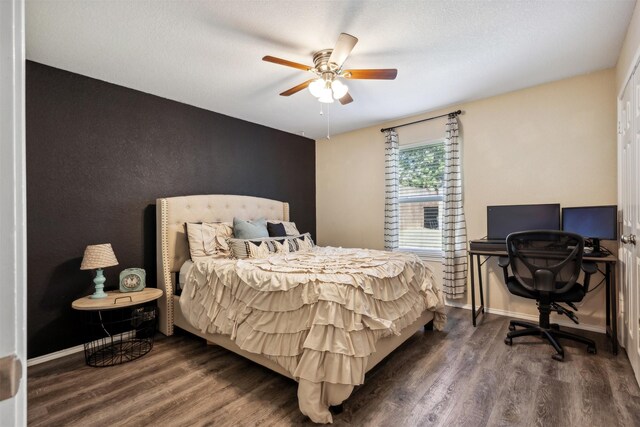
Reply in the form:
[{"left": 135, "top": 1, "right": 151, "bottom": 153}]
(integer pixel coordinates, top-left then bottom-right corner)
[
  {"left": 581, "top": 262, "right": 597, "bottom": 275},
  {"left": 498, "top": 256, "right": 510, "bottom": 283}
]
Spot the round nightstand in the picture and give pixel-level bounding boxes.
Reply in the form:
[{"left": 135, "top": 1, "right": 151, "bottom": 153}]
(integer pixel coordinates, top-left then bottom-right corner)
[{"left": 72, "top": 288, "right": 163, "bottom": 367}]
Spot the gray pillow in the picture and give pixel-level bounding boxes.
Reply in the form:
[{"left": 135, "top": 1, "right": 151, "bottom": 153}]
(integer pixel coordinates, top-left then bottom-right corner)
[{"left": 233, "top": 217, "right": 269, "bottom": 239}]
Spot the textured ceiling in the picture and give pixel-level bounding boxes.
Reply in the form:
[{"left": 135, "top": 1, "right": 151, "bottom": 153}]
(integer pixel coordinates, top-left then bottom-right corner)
[{"left": 26, "top": 0, "right": 636, "bottom": 139}]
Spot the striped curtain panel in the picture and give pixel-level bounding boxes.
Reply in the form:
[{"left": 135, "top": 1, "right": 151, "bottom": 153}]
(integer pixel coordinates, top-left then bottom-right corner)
[
  {"left": 442, "top": 115, "right": 467, "bottom": 298},
  {"left": 384, "top": 129, "right": 399, "bottom": 251}
]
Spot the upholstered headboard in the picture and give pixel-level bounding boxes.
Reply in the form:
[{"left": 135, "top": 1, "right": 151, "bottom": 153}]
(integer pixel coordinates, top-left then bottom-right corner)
[{"left": 156, "top": 194, "right": 289, "bottom": 335}]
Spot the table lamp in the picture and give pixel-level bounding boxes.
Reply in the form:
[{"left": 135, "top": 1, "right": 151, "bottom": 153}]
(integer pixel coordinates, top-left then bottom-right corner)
[{"left": 80, "top": 243, "right": 119, "bottom": 299}]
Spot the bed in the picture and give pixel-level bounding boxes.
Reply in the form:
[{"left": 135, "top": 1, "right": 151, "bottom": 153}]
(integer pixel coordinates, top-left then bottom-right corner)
[{"left": 156, "top": 194, "right": 445, "bottom": 423}]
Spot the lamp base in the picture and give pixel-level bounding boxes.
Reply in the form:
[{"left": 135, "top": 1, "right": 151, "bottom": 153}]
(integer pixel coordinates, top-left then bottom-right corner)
[
  {"left": 90, "top": 268, "right": 108, "bottom": 299},
  {"left": 90, "top": 290, "right": 108, "bottom": 299}
]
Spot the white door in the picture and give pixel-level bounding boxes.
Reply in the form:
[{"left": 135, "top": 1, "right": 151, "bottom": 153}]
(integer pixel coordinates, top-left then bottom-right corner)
[
  {"left": 619, "top": 65, "right": 640, "bottom": 386},
  {"left": 0, "top": 0, "right": 26, "bottom": 423}
]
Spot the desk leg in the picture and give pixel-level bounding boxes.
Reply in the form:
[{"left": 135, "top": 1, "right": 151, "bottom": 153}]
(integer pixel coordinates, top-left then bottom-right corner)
[
  {"left": 470, "top": 253, "right": 476, "bottom": 327},
  {"left": 606, "top": 263, "right": 611, "bottom": 337},
  {"left": 477, "top": 256, "right": 485, "bottom": 313},
  {"left": 609, "top": 263, "right": 619, "bottom": 355}
]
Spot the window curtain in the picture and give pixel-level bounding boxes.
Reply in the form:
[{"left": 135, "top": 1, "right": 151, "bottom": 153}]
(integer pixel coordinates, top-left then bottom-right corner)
[
  {"left": 442, "top": 115, "right": 467, "bottom": 298},
  {"left": 384, "top": 129, "right": 399, "bottom": 251}
]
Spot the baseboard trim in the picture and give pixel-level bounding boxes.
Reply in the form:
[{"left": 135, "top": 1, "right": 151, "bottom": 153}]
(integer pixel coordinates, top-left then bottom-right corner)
[
  {"left": 445, "top": 301, "right": 606, "bottom": 334},
  {"left": 27, "top": 330, "right": 136, "bottom": 367},
  {"left": 27, "top": 344, "right": 85, "bottom": 367}
]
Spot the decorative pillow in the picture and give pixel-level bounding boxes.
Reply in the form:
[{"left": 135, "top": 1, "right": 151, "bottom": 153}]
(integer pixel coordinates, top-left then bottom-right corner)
[
  {"left": 229, "top": 233, "right": 315, "bottom": 259},
  {"left": 186, "top": 222, "right": 234, "bottom": 260},
  {"left": 229, "top": 237, "right": 290, "bottom": 259},
  {"left": 288, "top": 233, "right": 315, "bottom": 252},
  {"left": 268, "top": 220, "right": 300, "bottom": 236},
  {"left": 267, "top": 222, "right": 287, "bottom": 237},
  {"left": 233, "top": 217, "right": 269, "bottom": 239}
]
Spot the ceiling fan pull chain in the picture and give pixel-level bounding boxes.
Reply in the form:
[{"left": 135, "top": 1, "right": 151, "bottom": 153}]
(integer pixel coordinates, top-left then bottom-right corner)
[
  {"left": 320, "top": 103, "right": 323, "bottom": 116},
  {"left": 326, "top": 103, "right": 331, "bottom": 140}
]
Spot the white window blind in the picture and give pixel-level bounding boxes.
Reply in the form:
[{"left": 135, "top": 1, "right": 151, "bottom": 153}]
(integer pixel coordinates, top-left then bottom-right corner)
[{"left": 398, "top": 140, "right": 445, "bottom": 252}]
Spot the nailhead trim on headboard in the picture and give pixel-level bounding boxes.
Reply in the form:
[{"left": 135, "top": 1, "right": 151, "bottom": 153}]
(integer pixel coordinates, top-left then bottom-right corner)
[{"left": 159, "top": 198, "right": 175, "bottom": 335}]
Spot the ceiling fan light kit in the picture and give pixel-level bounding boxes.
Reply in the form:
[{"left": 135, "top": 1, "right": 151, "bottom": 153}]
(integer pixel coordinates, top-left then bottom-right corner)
[
  {"left": 309, "top": 78, "right": 348, "bottom": 103},
  {"left": 263, "top": 32, "right": 398, "bottom": 106}
]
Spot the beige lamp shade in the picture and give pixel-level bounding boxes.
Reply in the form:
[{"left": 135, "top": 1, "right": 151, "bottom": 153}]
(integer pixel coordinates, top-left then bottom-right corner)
[{"left": 80, "top": 243, "right": 119, "bottom": 270}]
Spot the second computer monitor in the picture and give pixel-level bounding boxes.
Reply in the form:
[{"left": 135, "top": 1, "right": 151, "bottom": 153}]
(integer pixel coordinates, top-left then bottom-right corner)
[{"left": 562, "top": 205, "right": 617, "bottom": 254}]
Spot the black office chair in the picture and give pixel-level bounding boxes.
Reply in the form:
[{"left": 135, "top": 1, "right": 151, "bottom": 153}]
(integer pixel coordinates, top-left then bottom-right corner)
[{"left": 499, "top": 230, "right": 597, "bottom": 361}]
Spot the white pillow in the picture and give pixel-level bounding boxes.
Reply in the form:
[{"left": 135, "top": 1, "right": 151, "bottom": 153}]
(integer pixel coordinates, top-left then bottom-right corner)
[{"left": 186, "top": 222, "right": 233, "bottom": 260}]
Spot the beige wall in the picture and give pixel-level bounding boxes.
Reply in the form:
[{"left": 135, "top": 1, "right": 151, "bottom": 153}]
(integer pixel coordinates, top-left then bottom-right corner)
[
  {"left": 316, "top": 68, "right": 617, "bottom": 330},
  {"left": 616, "top": 1, "right": 640, "bottom": 93}
]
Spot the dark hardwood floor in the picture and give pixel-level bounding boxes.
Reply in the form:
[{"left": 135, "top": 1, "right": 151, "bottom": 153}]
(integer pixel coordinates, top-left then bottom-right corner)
[{"left": 28, "top": 307, "right": 640, "bottom": 426}]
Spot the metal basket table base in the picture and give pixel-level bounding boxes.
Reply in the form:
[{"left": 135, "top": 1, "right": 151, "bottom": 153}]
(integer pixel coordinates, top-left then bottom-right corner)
[{"left": 83, "top": 305, "right": 158, "bottom": 367}]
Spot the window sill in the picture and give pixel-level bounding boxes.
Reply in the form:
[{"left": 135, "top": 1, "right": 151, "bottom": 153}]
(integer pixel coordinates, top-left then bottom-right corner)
[{"left": 396, "top": 247, "right": 443, "bottom": 262}]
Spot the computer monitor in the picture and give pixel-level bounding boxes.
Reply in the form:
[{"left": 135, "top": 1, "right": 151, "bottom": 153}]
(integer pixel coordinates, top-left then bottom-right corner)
[
  {"left": 487, "top": 204, "right": 561, "bottom": 240},
  {"left": 562, "top": 205, "right": 617, "bottom": 256}
]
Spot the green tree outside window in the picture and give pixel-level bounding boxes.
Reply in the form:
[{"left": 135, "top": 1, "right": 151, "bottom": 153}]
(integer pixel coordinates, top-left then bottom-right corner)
[{"left": 399, "top": 143, "right": 445, "bottom": 192}]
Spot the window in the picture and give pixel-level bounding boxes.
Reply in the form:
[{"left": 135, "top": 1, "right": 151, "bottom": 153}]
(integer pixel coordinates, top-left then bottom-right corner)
[{"left": 398, "top": 140, "right": 445, "bottom": 253}]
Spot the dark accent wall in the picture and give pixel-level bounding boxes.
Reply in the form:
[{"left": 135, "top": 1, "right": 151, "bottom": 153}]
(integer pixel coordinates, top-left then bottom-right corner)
[{"left": 26, "top": 61, "right": 316, "bottom": 358}]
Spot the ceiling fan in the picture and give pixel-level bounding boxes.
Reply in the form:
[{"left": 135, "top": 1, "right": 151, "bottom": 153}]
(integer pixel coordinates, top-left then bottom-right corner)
[{"left": 263, "top": 33, "right": 397, "bottom": 105}]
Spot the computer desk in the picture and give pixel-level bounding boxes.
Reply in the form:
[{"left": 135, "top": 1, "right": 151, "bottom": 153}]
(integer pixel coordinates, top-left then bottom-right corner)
[{"left": 468, "top": 247, "right": 618, "bottom": 355}]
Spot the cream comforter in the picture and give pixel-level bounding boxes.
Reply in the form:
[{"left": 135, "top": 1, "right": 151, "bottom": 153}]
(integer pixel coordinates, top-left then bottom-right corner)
[{"left": 180, "top": 246, "right": 446, "bottom": 423}]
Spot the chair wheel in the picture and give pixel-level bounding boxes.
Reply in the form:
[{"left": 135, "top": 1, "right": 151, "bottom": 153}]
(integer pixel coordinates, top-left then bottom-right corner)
[
  {"left": 504, "top": 337, "right": 512, "bottom": 346},
  {"left": 508, "top": 325, "right": 516, "bottom": 331},
  {"left": 552, "top": 353, "right": 564, "bottom": 361},
  {"left": 587, "top": 346, "right": 597, "bottom": 354}
]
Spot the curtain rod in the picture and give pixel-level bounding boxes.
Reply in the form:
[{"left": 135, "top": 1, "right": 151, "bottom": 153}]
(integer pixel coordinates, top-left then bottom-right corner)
[{"left": 380, "top": 110, "right": 462, "bottom": 133}]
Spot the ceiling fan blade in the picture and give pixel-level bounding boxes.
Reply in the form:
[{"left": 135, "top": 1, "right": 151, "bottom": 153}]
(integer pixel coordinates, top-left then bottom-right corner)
[
  {"left": 280, "top": 79, "right": 315, "bottom": 96},
  {"left": 343, "top": 69, "right": 398, "bottom": 80},
  {"left": 263, "top": 55, "right": 312, "bottom": 72},
  {"left": 328, "top": 33, "right": 358, "bottom": 68},
  {"left": 339, "top": 92, "right": 353, "bottom": 105}
]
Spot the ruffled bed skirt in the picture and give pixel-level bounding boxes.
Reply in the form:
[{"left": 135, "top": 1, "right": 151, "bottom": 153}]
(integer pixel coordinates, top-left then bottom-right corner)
[{"left": 180, "top": 246, "right": 446, "bottom": 423}]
